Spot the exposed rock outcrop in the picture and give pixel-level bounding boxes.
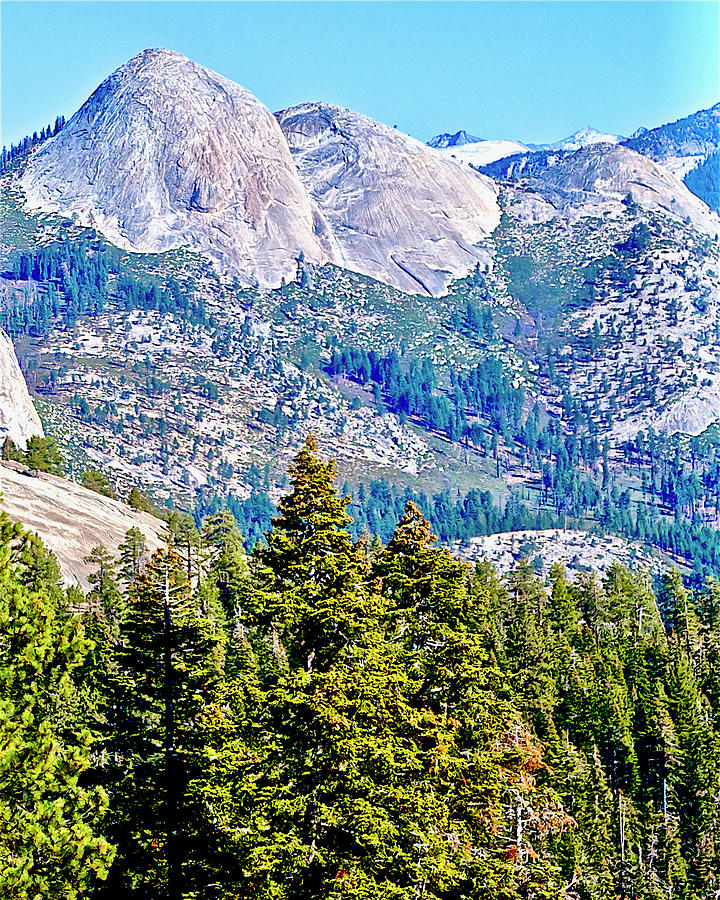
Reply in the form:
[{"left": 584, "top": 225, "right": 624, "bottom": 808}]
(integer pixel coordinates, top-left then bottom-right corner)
[
  {"left": 0, "top": 461, "right": 166, "bottom": 589},
  {"left": 21, "top": 49, "right": 329, "bottom": 288},
  {"left": 21, "top": 49, "right": 502, "bottom": 296},
  {"left": 532, "top": 143, "right": 719, "bottom": 233},
  {"left": 434, "top": 139, "right": 532, "bottom": 168},
  {"left": 0, "top": 329, "right": 43, "bottom": 450},
  {"left": 494, "top": 143, "right": 719, "bottom": 234},
  {"left": 276, "top": 102, "right": 499, "bottom": 295},
  {"left": 453, "top": 529, "right": 674, "bottom": 579}
]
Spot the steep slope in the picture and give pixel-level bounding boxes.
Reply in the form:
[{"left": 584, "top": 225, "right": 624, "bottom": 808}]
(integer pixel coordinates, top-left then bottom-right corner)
[
  {"left": 532, "top": 143, "right": 719, "bottom": 232},
  {"left": 495, "top": 157, "right": 720, "bottom": 439},
  {"left": 622, "top": 101, "right": 720, "bottom": 178},
  {"left": 0, "top": 328, "right": 43, "bottom": 449},
  {"left": 21, "top": 49, "right": 329, "bottom": 287},
  {"left": 276, "top": 102, "right": 500, "bottom": 295},
  {"left": 684, "top": 151, "right": 719, "bottom": 211},
  {"left": 0, "top": 460, "right": 166, "bottom": 588}
]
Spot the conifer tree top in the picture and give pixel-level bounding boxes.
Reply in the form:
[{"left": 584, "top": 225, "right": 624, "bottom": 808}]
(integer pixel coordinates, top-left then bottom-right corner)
[{"left": 271, "top": 434, "right": 353, "bottom": 535}]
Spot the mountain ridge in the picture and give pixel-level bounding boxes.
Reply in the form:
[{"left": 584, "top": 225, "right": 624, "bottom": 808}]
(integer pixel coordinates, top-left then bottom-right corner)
[
  {"left": 427, "top": 130, "right": 483, "bottom": 148},
  {"left": 20, "top": 49, "right": 500, "bottom": 297},
  {"left": 276, "top": 101, "right": 499, "bottom": 295},
  {"left": 622, "top": 100, "right": 720, "bottom": 177},
  {"left": 21, "top": 48, "right": 330, "bottom": 288}
]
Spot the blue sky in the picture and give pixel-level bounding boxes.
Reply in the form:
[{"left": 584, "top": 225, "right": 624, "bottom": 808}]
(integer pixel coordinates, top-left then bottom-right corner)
[{"left": 2, "top": 2, "right": 718, "bottom": 148}]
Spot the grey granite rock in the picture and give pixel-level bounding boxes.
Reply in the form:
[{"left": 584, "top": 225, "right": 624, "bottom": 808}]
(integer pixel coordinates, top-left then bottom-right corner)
[
  {"left": 0, "top": 329, "right": 43, "bottom": 450},
  {"left": 529, "top": 143, "right": 719, "bottom": 234},
  {"left": 0, "top": 461, "right": 165, "bottom": 589},
  {"left": 22, "top": 49, "right": 329, "bottom": 287},
  {"left": 276, "top": 103, "right": 500, "bottom": 295},
  {"left": 21, "top": 50, "right": 502, "bottom": 296}
]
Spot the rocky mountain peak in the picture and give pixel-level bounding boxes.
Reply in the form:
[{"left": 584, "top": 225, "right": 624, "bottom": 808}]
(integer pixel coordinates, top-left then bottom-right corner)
[
  {"left": 17, "top": 50, "right": 504, "bottom": 297},
  {"left": 534, "top": 142, "right": 719, "bottom": 232},
  {"left": 21, "top": 49, "right": 329, "bottom": 287},
  {"left": 427, "top": 130, "right": 483, "bottom": 149},
  {"left": 544, "top": 126, "right": 624, "bottom": 151},
  {"left": 276, "top": 102, "right": 499, "bottom": 295}
]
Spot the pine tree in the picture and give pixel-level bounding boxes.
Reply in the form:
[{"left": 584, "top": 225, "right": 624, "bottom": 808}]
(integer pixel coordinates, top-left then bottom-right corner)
[
  {"left": 0, "top": 513, "right": 114, "bottom": 898},
  {"left": 259, "top": 434, "right": 369, "bottom": 670},
  {"left": 373, "top": 503, "right": 572, "bottom": 898},
  {"left": 80, "top": 545, "right": 125, "bottom": 693},
  {"left": 84, "top": 545, "right": 123, "bottom": 620},
  {"left": 192, "top": 443, "right": 470, "bottom": 897},
  {"left": 98, "top": 548, "right": 226, "bottom": 899},
  {"left": 664, "top": 644, "right": 720, "bottom": 895},
  {"left": 117, "top": 526, "right": 147, "bottom": 593}
]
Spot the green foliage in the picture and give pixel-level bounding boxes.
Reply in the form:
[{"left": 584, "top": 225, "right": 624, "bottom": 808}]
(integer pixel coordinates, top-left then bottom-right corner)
[
  {"left": 97, "top": 547, "right": 226, "bottom": 899},
  {"left": 684, "top": 151, "right": 720, "bottom": 212},
  {"left": 471, "top": 560, "right": 720, "bottom": 898},
  {"left": 81, "top": 469, "right": 115, "bottom": 498},
  {"left": 0, "top": 512, "right": 114, "bottom": 898},
  {"left": 14, "top": 435, "right": 65, "bottom": 474},
  {"left": 2, "top": 238, "right": 205, "bottom": 337},
  {"left": 0, "top": 116, "right": 64, "bottom": 173},
  {"left": 2, "top": 440, "right": 720, "bottom": 899},
  {"left": 127, "top": 485, "right": 164, "bottom": 518}
]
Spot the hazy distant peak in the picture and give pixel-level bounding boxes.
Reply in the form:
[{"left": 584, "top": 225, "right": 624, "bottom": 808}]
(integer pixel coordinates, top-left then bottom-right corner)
[{"left": 427, "top": 130, "right": 483, "bottom": 149}]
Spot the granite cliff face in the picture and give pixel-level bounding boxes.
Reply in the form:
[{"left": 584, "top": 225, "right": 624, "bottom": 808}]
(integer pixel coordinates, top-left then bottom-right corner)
[
  {"left": 0, "top": 461, "right": 165, "bottom": 589},
  {"left": 0, "top": 329, "right": 43, "bottom": 450},
  {"left": 21, "top": 50, "right": 501, "bottom": 296},
  {"left": 276, "top": 103, "right": 499, "bottom": 295},
  {"left": 21, "top": 49, "right": 329, "bottom": 287}
]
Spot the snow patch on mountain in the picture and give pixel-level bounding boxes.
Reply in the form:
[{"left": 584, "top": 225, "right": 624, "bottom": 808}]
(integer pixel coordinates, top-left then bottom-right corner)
[
  {"left": 433, "top": 139, "right": 532, "bottom": 168},
  {"left": 535, "top": 126, "right": 624, "bottom": 152}
]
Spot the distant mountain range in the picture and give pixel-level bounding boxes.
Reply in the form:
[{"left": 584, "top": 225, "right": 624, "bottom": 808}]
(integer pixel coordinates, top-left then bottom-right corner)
[
  {"left": 432, "top": 103, "right": 719, "bottom": 211},
  {"left": 21, "top": 49, "right": 499, "bottom": 297},
  {"left": 426, "top": 126, "right": 624, "bottom": 166},
  {"left": 2, "top": 46, "right": 720, "bottom": 573},
  {"left": 535, "top": 126, "right": 624, "bottom": 152},
  {"left": 15, "top": 49, "right": 718, "bottom": 297},
  {"left": 426, "top": 130, "right": 482, "bottom": 149}
]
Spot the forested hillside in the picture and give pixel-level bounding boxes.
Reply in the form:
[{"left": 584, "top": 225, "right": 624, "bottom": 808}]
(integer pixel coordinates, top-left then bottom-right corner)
[
  {"left": 3, "top": 88, "right": 720, "bottom": 589},
  {"left": 3, "top": 438, "right": 719, "bottom": 899}
]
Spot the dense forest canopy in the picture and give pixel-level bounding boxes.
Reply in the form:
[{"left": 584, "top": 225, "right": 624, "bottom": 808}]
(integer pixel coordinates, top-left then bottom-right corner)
[{"left": 2, "top": 437, "right": 719, "bottom": 899}]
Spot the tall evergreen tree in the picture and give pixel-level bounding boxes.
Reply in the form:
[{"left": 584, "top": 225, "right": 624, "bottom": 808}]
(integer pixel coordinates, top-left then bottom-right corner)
[
  {"left": 98, "top": 548, "right": 226, "bottom": 899},
  {"left": 192, "top": 442, "right": 475, "bottom": 897},
  {"left": 0, "top": 513, "right": 114, "bottom": 898},
  {"left": 373, "top": 503, "right": 572, "bottom": 898}
]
